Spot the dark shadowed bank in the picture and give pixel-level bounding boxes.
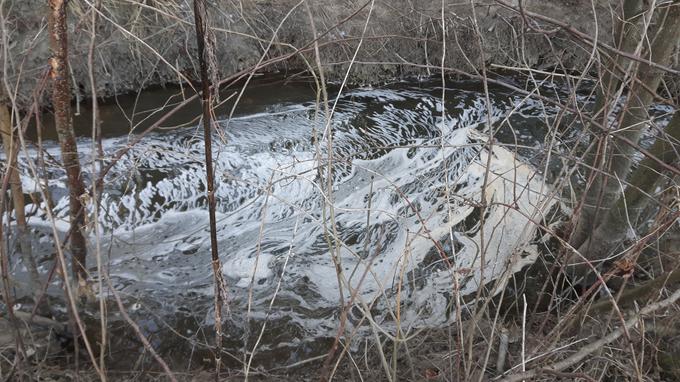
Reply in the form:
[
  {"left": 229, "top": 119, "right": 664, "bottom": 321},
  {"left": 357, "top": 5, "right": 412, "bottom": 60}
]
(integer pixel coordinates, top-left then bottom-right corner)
[{"left": 4, "top": 0, "right": 679, "bottom": 107}]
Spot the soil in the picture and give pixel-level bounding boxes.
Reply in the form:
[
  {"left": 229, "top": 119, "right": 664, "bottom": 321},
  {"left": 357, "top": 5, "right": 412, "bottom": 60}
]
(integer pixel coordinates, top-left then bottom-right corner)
[{"left": 4, "top": 0, "right": 678, "bottom": 108}]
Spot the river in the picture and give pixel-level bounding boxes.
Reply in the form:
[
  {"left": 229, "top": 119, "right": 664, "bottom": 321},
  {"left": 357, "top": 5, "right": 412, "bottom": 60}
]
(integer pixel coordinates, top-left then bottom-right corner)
[{"left": 10, "top": 76, "right": 576, "bottom": 369}]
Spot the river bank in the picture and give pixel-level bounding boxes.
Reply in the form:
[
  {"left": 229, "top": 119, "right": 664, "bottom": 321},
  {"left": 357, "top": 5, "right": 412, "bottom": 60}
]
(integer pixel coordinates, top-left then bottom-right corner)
[{"left": 4, "top": 0, "right": 679, "bottom": 108}]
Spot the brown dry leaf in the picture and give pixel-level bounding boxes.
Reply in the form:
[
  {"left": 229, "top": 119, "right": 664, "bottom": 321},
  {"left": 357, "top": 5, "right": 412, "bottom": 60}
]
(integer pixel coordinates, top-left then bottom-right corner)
[{"left": 424, "top": 368, "right": 440, "bottom": 379}]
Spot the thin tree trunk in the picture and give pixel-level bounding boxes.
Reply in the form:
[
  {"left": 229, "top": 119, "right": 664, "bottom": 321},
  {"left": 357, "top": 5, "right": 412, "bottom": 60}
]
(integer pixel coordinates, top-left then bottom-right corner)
[
  {"left": 48, "top": 0, "right": 88, "bottom": 285},
  {"left": 192, "top": 0, "right": 224, "bottom": 378},
  {"left": 571, "top": 2, "right": 680, "bottom": 255},
  {"left": 0, "top": 102, "right": 42, "bottom": 302}
]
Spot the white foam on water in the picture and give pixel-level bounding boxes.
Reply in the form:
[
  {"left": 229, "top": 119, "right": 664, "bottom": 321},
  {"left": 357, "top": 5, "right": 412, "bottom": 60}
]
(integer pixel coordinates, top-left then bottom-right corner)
[
  {"left": 14, "top": 84, "right": 564, "bottom": 346},
  {"left": 222, "top": 253, "right": 275, "bottom": 288}
]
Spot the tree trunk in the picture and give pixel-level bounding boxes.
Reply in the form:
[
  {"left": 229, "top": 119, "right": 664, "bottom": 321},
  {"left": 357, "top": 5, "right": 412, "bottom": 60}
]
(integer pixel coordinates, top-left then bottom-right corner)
[
  {"left": 193, "top": 0, "right": 224, "bottom": 377},
  {"left": 48, "top": 0, "right": 88, "bottom": 285},
  {"left": 0, "top": 102, "right": 41, "bottom": 300},
  {"left": 570, "top": 0, "right": 647, "bottom": 248},
  {"left": 570, "top": 2, "right": 680, "bottom": 258},
  {"left": 577, "top": 108, "right": 680, "bottom": 264},
  {"left": 590, "top": 0, "right": 646, "bottom": 124}
]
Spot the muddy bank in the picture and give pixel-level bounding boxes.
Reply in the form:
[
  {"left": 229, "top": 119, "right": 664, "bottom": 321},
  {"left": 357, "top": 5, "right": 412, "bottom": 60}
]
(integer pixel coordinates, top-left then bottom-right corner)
[{"left": 4, "top": 0, "right": 677, "bottom": 108}]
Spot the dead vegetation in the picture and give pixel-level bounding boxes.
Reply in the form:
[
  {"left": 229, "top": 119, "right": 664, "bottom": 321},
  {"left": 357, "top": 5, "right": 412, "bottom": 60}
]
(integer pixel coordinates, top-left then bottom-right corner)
[{"left": 1, "top": 0, "right": 680, "bottom": 381}]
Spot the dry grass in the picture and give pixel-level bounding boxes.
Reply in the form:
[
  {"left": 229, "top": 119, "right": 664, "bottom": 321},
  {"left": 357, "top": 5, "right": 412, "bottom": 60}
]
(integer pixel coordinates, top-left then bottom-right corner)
[{"left": 1, "top": 1, "right": 679, "bottom": 381}]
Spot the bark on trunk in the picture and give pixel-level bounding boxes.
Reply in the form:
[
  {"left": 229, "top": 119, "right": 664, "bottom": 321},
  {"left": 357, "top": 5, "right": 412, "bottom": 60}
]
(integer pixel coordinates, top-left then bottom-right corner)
[
  {"left": 0, "top": 102, "right": 41, "bottom": 300},
  {"left": 48, "top": 0, "right": 88, "bottom": 284},
  {"left": 570, "top": 0, "right": 647, "bottom": 248},
  {"left": 193, "top": 0, "right": 224, "bottom": 377},
  {"left": 570, "top": 2, "right": 680, "bottom": 258},
  {"left": 590, "top": 0, "right": 646, "bottom": 124},
  {"left": 577, "top": 109, "right": 680, "bottom": 265}
]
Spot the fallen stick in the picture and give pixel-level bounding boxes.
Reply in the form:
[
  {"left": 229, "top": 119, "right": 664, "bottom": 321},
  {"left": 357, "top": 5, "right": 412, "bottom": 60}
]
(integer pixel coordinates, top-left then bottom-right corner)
[{"left": 498, "top": 286, "right": 680, "bottom": 382}]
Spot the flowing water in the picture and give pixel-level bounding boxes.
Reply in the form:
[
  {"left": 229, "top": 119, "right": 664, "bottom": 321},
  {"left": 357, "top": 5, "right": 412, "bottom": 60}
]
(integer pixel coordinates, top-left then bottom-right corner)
[{"left": 9, "top": 77, "right": 572, "bottom": 368}]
